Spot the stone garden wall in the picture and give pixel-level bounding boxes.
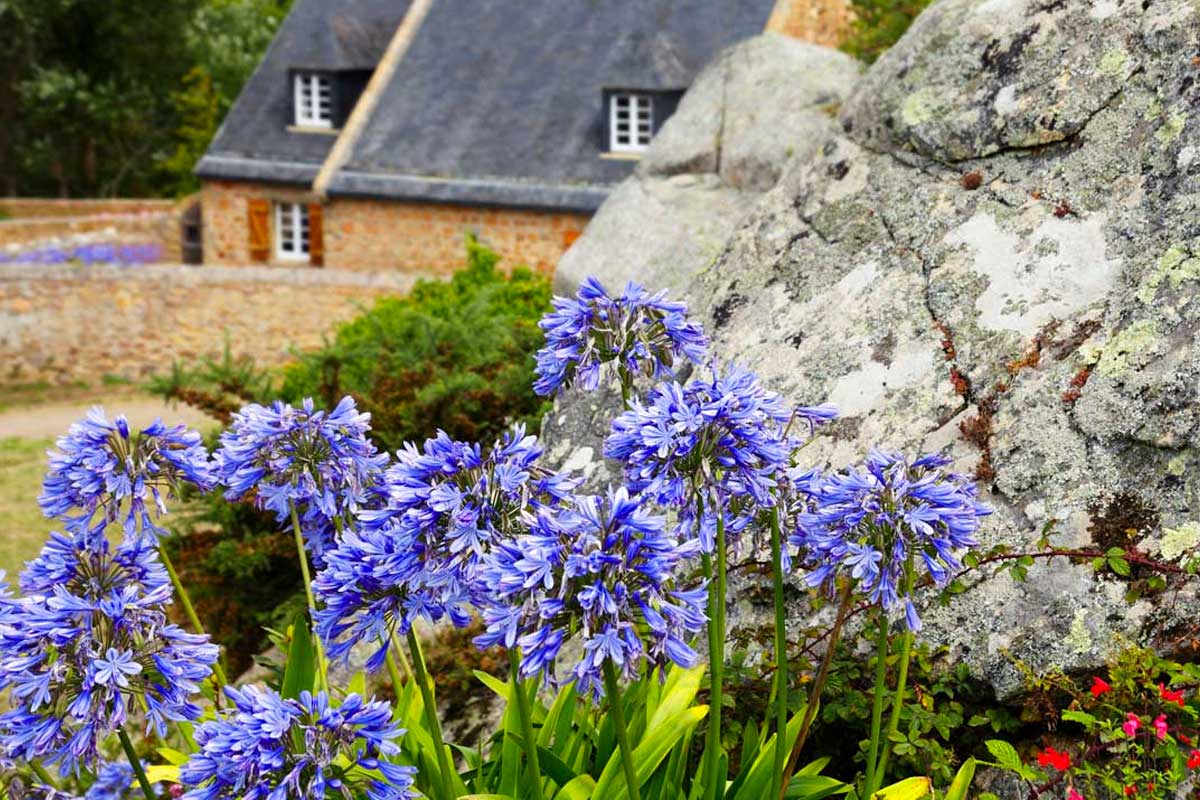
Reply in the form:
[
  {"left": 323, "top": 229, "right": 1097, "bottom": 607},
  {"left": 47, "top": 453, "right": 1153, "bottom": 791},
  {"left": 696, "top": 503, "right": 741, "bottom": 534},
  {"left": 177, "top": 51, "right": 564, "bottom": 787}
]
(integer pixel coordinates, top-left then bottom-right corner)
[{"left": 0, "top": 263, "right": 418, "bottom": 386}]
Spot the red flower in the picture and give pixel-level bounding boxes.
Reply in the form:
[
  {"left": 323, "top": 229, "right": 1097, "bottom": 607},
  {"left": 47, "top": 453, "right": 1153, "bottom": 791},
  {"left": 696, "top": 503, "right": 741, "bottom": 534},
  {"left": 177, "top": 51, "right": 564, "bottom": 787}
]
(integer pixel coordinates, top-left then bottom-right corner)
[
  {"left": 1037, "top": 747, "right": 1072, "bottom": 771},
  {"left": 1124, "top": 786, "right": 1136, "bottom": 797},
  {"left": 1159, "top": 683, "right": 1186, "bottom": 708},
  {"left": 1148, "top": 784, "right": 1156, "bottom": 793},
  {"left": 1090, "top": 677, "right": 1112, "bottom": 698},
  {"left": 1188, "top": 749, "right": 1200, "bottom": 770},
  {"left": 1181, "top": 733, "right": 1194, "bottom": 745}
]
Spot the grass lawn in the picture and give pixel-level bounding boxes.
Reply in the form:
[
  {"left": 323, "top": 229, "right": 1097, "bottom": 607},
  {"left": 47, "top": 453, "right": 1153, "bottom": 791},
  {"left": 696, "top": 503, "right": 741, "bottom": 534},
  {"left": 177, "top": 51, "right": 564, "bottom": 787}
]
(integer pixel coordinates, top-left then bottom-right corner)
[{"left": 0, "top": 436, "right": 56, "bottom": 578}]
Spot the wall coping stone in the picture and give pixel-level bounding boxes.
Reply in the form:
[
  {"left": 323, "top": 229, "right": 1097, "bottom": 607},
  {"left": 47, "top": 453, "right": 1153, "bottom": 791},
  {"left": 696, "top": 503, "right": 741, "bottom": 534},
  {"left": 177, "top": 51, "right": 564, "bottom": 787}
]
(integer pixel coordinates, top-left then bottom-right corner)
[{"left": 0, "top": 262, "right": 425, "bottom": 291}]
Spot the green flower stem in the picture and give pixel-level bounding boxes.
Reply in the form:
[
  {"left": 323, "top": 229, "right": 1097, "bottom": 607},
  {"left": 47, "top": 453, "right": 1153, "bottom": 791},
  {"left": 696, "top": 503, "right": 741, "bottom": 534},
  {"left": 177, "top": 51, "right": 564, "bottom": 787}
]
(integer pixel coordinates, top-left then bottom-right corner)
[
  {"left": 781, "top": 581, "right": 854, "bottom": 799},
  {"left": 159, "top": 545, "right": 228, "bottom": 689},
  {"left": 508, "top": 647, "right": 546, "bottom": 800},
  {"left": 604, "top": 660, "right": 642, "bottom": 800},
  {"left": 768, "top": 506, "right": 788, "bottom": 800},
  {"left": 117, "top": 727, "right": 156, "bottom": 800},
  {"left": 383, "top": 635, "right": 406, "bottom": 697},
  {"left": 30, "top": 761, "right": 58, "bottom": 789},
  {"left": 703, "top": 502, "right": 728, "bottom": 800},
  {"left": 874, "top": 563, "right": 918, "bottom": 784},
  {"left": 863, "top": 613, "right": 891, "bottom": 799},
  {"left": 391, "top": 631, "right": 415, "bottom": 682},
  {"left": 289, "top": 502, "right": 328, "bottom": 691},
  {"left": 408, "top": 627, "right": 456, "bottom": 800}
]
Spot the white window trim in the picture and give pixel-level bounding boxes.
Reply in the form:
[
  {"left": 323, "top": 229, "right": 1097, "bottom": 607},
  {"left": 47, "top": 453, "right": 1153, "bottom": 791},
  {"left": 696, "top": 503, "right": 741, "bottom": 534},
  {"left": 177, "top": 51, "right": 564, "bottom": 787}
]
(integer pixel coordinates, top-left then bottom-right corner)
[
  {"left": 274, "top": 202, "right": 310, "bottom": 262},
  {"left": 609, "top": 92, "right": 654, "bottom": 153},
  {"left": 293, "top": 72, "right": 333, "bottom": 129}
]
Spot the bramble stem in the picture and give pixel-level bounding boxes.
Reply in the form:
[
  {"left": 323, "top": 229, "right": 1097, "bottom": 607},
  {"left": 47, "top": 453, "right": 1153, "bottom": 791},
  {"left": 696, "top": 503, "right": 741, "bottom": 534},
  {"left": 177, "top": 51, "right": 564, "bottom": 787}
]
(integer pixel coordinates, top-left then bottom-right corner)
[
  {"left": 509, "top": 647, "right": 545, "bottom": 800},
  {"left": 769, "top": 506, "right": 788, "bottom": 800},
  {"left": 703, "top": 501, "right": 728, "bottom": 800},
  {"left": 289, "top": 502, "right": 328, "bottom": 691},
  {"left": 863, "top": 613, "right": 891, "bottom": 798},
  {"left": 159, "top": 545, "right": 227, "bottom": 689},
  {"left": 604, "top": 660, "right": 642, "bottom": 800},
  {"left": 782, "top": 580, "right": 854, "bottom": 797},
  {"left": 409, "top": 627, "right": 456, "bottom": 800},
  {"left": 117, "top": 727, "right": 156, "bottom": 800}
]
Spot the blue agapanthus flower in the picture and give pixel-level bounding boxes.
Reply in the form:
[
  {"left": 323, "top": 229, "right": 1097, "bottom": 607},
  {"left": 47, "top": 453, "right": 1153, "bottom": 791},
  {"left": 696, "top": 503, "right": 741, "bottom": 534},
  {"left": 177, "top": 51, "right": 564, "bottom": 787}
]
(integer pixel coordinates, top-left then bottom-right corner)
[
  {"left": 792, "top": 450, "right": 991, "bottom": 631},
  {"left": 605, "top": 362, "right": 835, "bottom": 552},
  {"left": 180, "top": 687, "right": 417, "bottom": 800},
  {"left": 214, "top": 396, "right": 388, "bottom": 560},
  {"left": 39, "top": 407, "right": 214, "bottom": 542},
  {"left": 475, "top": 488, "right": 707, "bottom": 700},
  {"left": 0, "top": 534, "right": 218, "bottom": 775},
  {"left": 9, "top": 760, "right": 136, "bottom": 800},
  {"left": 534, "top": 276, "right": 709, "bottom": 397},
  {"left": 314, "top": 424, "right": 575, "bottom": 671}
]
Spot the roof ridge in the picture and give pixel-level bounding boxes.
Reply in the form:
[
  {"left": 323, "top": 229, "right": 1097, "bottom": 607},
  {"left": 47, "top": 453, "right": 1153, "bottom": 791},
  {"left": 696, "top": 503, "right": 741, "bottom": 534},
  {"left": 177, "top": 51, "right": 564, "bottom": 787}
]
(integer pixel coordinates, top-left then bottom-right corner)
[{"left": 312, "top": 0, "right": 437, "bottom": 199}]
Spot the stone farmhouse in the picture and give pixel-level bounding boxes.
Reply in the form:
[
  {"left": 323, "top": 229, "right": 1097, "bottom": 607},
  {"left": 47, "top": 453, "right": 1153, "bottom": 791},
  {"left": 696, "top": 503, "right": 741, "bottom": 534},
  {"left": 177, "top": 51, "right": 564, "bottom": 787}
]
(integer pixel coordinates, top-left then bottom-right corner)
[{"left": 195, "top": 0, "right": 849, "bottom": 273}]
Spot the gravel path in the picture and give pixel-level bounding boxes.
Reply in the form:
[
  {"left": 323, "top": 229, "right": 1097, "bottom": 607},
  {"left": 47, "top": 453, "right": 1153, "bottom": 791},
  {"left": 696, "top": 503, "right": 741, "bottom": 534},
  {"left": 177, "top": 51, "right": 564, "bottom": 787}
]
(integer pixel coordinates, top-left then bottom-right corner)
[{"left": 0, "top": 394, "right": 217, "bottom": 439}]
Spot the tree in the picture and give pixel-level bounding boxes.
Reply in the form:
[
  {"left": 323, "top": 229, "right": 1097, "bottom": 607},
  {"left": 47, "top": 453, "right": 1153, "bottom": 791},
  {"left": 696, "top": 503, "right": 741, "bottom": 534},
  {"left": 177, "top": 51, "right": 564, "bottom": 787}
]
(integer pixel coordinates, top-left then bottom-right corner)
[{"left": 0, "top": 0, "right": 290, "bottom": 197}]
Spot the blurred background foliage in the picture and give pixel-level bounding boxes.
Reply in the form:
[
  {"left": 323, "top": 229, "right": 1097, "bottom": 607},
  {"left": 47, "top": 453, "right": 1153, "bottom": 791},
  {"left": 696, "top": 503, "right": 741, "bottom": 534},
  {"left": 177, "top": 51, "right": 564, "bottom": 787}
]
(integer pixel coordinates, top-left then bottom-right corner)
[{"left": 0, "top": 0, "right": 290, "bottom": 197}]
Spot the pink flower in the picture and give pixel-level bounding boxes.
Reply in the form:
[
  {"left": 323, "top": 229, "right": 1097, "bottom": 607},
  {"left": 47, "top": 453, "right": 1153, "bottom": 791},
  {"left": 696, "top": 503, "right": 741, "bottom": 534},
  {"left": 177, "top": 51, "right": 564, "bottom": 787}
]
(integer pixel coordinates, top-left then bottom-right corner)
[
  {"left": 1123, "top": 713, "right": 1140, "bottom": 737},
  {"left": 1068, "top": 787, "right": 1085, "bottom": 800},
  {"left": 1153, "top": 714, "right": 1168, "bottom": 740}
]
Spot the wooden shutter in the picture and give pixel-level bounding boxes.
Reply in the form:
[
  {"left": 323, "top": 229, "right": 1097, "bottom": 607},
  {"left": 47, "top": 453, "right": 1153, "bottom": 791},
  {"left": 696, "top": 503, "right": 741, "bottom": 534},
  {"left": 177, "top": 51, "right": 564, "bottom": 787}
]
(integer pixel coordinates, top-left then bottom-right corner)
[
  {"left": 247, "top": 198, "right": 270, "bottom": 262},
  {"left": 308, "top": 202, "right": 324, "bottom": 267}
]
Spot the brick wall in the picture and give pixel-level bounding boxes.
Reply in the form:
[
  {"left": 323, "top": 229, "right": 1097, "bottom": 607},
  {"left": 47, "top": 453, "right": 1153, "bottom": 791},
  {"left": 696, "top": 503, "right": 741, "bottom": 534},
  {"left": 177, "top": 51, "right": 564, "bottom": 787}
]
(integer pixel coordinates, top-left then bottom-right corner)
[
  {"left": 0, "top": 263, "right": 418, "bottom": 386},
  {"left": 201, "top": 179, "right": 589, "bottom": 274},
  {"left": 766, "top": 0, "right": 853, "bottom": 47}
]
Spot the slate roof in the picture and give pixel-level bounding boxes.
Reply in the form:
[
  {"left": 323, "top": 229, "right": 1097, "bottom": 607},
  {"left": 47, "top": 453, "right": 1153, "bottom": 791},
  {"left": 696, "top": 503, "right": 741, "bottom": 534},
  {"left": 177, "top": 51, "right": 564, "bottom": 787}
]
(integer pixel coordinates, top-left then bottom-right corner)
[
  {"left": 199, "top": 0, "right": 777, "bottom": 210},
  {"left": 196, "top": 0, "right": 412, "bottom": 184}
]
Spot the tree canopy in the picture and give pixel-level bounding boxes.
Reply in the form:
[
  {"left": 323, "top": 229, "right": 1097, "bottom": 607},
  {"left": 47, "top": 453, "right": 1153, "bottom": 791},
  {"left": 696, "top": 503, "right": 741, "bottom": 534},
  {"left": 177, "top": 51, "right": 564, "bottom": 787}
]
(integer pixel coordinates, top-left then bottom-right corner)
[{"left": 0, "top": 0, "right": 290, "bottom": 198}]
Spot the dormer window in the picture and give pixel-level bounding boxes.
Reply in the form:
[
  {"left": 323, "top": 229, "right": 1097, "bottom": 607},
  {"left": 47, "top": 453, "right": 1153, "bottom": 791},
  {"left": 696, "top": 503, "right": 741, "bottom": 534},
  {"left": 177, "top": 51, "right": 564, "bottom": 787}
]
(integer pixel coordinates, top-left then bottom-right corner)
[
  {"left": 608, "top": 91, "right": 654, "bottom": 152},
  {"left": 294, "top": 72, "right": 333, "bottom": 128}
]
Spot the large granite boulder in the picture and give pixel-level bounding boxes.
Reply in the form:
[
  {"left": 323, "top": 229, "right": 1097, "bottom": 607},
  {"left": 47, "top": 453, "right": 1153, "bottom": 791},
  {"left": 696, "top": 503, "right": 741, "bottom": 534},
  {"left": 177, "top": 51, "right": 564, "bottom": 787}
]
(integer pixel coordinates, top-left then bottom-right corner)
[{"left": 548, "top": 0, "right": 1200, "bottom": 699}]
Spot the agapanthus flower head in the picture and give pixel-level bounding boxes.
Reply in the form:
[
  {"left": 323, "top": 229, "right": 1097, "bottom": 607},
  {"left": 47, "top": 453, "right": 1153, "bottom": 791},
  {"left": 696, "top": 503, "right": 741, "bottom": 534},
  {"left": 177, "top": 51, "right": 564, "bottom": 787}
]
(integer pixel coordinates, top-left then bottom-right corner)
[
  {"left": 793, "top": 450, "right": 990, "bottom": 631},
  {"left": 179, "top": 686, "right": 416, "bottom": 800},
  {"left": 39, "top": 407, "right": 214, "bottom": 542},
  {"left": 605, "top": 362, "right": 833, "bottom": 552},
  {"left": 474, "top": 487, "right": 707, "bottom": 700},
  {"left": 534, "top": 276, "right": 709, "bottom": 397},
  {"left": 4, "top": 761, "right": 135, "bottom": 800},
  {"left": 314, "top": 423, "right": 576, "bottom": 671},
  {"left": 0, "top": 534, "right": 218, "bottom": 775},
  {"left": 214, "top": 396, "right": 387, "bottom": 559}
]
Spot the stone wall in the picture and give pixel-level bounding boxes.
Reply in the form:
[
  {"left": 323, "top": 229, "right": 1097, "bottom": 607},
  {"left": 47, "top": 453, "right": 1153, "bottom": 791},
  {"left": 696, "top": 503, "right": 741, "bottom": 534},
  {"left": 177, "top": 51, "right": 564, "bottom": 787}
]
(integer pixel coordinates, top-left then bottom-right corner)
[
  {"left": 0, "top": 263, "right": 418, "bottom": 386},
  {"left": 0, "top": 198, "right": 188, "bottom": 262},
  {"left": 0, "top": 212, "right": 183, "bottom": 261},
  {"left": 200, "top": 180, "right": 588, "bottom": 274},
  {"left": 0, "top": 199, "right": 178, "bottom": 219}
]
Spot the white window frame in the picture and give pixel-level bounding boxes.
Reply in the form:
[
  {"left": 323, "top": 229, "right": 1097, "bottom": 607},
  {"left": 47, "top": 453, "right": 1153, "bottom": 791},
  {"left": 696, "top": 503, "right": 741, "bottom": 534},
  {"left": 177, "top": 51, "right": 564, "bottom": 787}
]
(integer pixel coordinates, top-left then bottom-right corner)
[
  {"left": 274, "top": 202, "right": 310, "bottom": 261},
  {"left": 609, "top": 92, "right": 654, "bottom": 153},
  {"left": 293, "top": 72, "right": 333, "bottom": 128}
]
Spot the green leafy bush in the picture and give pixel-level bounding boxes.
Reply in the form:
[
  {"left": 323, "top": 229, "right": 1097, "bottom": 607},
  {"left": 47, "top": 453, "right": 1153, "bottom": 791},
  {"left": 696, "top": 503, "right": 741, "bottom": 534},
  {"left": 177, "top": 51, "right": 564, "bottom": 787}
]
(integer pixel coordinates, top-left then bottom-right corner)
[
  {"left": 151, "top": 240, "right": 551, "bottom": 670},
  {"left": 279, "top": 236, "right": 551, "bottom": 451},
  {"left": 840, "top": 0, "right": 932, "bottom": 64}
]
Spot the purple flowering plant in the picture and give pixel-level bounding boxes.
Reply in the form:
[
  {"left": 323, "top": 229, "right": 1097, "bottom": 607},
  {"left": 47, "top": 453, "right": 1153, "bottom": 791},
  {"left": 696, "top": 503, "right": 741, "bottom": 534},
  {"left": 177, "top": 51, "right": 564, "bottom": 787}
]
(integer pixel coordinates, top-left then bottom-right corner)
[
  {"left": 0, "top": 276, "right": 993, "bottom": 800},
  {"left": 533, "top": 276, "right": 709, "bottom": 401}
]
